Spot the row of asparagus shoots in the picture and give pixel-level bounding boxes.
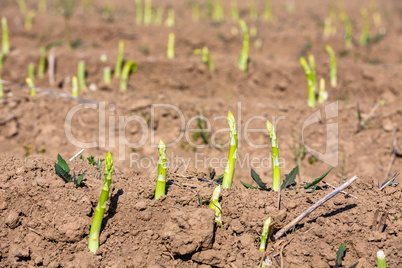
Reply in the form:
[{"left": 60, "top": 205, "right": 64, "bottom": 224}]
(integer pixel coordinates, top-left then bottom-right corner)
[{"left": 299, "top": 45, "right": 336, "bottom": 108}]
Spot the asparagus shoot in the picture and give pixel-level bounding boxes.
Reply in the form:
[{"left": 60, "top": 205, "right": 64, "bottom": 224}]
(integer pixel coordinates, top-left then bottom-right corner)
[
  {"left": 238, "top": 19, "right": 249, "bottom": 73},
  {"left": 360, "top": 8, "right": 370, "bottom": 46},
  {"left": 135, "top": 0, "right": 143, "bottom": 24},
  {"left": 77, "top": 60, "right": 86, "bottom": 90},
  {"left": 28, "top": 63, "right": 35, "bottom": 82},
  {"left": 144, "top": 0, "right": 152, "bottom": 25},
  {"left": 72, "top": 76, "right": 78, "bottom": 97},
  {"left": 318, "top": 78, "right": 328, "bottom": 103},
  {"left": 266, "top": 120, "right": 280, "bottom": 191},
  {"left": 325, "top": 45, "right": 337, "bottom": 88},
  {"left": 120, "top": 60, "right": 138, "bottom": 92},
  {"left": 377, "top": 251, "right": 387, "bottom": 268},
  {"left": 26, "top": 77, "right": 36, "bottom": 97},
  {"left": 209, "top": 185, "right": 222, "bottom": 226},
  {"left": 103, "top": 67, "right": 111, "bottom": 85},
  {"left": 167, "top": 32, "right": 175, "bottom": 59},
  {"left": 259, "top": 217, "right": 272, "bottom": 251},
  {"left": 340, "top": 12, "right": 352, "bottom": 48},
  {"left": 88, "top": 152, "right": 114, "bottom": 254},
  {"left": 299, "top": 57, "right": 316, "bottom": 108},
  {"left": 222, "top": 111, "right": 238, "bottom": 188},
  {"left": 1, "top": 17, "right": 9, "bottom": 55},
  {"left": 155, "top": 139, "right": 167, "bottom": 199}
]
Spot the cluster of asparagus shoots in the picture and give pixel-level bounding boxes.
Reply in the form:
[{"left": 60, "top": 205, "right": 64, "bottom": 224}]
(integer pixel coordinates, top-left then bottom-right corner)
[
  {"left": 154, "top": 140, "right": 167, "bottom": 200},
  {"left": 88, "top": 152, "right": 114, "bottom": 254}
]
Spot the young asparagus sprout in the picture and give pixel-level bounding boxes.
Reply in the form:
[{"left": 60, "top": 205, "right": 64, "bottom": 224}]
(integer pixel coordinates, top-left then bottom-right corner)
[
  {"left": 72, "top": 76, "right": 78, "bottom": 97},
  {"left": 360, "top": 8, "right": 370, "bottom": 46},
  {"left": 77, "top": 60, "right": 86, "bottom": 90},
  {"left": 1, "top": 17, "right": 10, "bottom": 55},
  {"left": 167, "top": 32, "right": 175, "bottom": 59},
  {"left": 28, "top": 63, "right": 35, "bottom": 82},
  {"left": 38, "top": 47, "right": 46, "bottom": 78},
  {"left": 192, "top": 3, "right": 199, "bottom": 22},
  {"left": 88, "top": 152, "right": 114, "bottom": 254},
  {"left": 26, "top": 77, "right": 36, "bottom": 97},
  {"left": 214, "top": 201, "right": 222, "bottom": 227},
  {"left": 308, "top": 54, "right": 317, "bottom": 92},
  {"left": 154, "top": 7, "right": 164, "bottom": 25},
  {"left": 209, "top": 185, "right": 221, "bottom": 209},
  {"left": 222, "top": 111, "right": 238, "bottom": 188},
  {"left": 103, "top": 67, "right": 111, "bottom": 85},
  {"left": 230, "top": 0, "right": 239, "bottom": 21},
  {"left": 376, "top": 251, "right": 387, "bottom": 268},
  {"left": 165, "top": 8, "right": 175, "bottom": 27},
  {"left": 135, "top": 0, "right": 143, "bottom": 24},
  {"left": 238, "top": 20, "right": 249, "bottom": 73},
  {"left": 213, "top": 0, "right": 224, "bottom": 23},
  {"left": 299, "top": 57, "right": 316, "bottom": 108},
  {"left": 114, "top": 40, "right": 124, "bottom": 78},
  {"left": 155, "top": 140, "right": 167, "bottom": 200},
  {"left": 325, "top": 45, "right": 337, "bottom": 88},
  {"left": 318, "top": 78, "right": 328, "bottom": 103},
  {"left": 249, "top": 1, "right": 258, "bottom": 22},
  {"left": 259, "top": 217, "right": 272, "bottom": 251},
  {"left": 120, "top": 61, "right": 138, "bottom": 92},
  {"left": 193, "top": 47, "right": 214, "bottom": 72},
  {"left": 0, "top": 53, "right": 3, "bottom": 69},
  {"left": 144, "top": 0, "right": 152, "bottom": 25},
  {"left": 16, "top": 0, "right": 27, "bottom": 13},
  {"left": 264, "top": 0, "right": 273, "bottom": 21},
  {"left": 373, "top": 12, "right": 381, "bottom": 27},
  {"left": 266, "top": 121, "right": 280, "bottom": 191},
  {"left": 340, "top": 12, "right": 352, "bottom": 48},
  {"left": 24, "top": 10, "right": 35, "bottom": 30}
]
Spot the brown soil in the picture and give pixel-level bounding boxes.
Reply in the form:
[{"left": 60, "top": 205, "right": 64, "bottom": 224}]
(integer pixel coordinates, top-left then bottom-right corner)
[{"left": 1, "top": 0, "right": 402, "bottom": 267}]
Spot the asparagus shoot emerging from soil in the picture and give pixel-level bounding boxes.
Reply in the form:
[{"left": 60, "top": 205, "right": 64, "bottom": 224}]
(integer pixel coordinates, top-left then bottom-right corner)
[
  {"left": 340, "top": 12, "right": 352, "bottom": 48},
  {"left": 28, "top": 63, "right": 35, "bottom": 82},
  {"left": 77, "top": 60, "right": 86, "bottom": 90},
  {"left": 1, "top": 17, "right": 9, "bottom": 55},
  {"left": 259, "top": 217, "right": 272, "bottom": 251},
  {"left": 72, "top": 76, "right": 78, "bottom": 97},
  {"left": 222, "top": 111, "right": 238, "bottom": 188},
  {"left": 144, "top": 0, "right": 152, "bottom": 25},
  {"left": 135, "top": 0, "right": 143, "bottom": 24},
  {"left": 88, "top": 152, "right": 114, "bottom": 254},
  {"left": 16, "top": 0, "right": 27, "bottom": 13},
  {"left": 209, "top": 185, "right": 222, "bottom": 226},
  {"left": 209, "top": 185, "right": 221, "bottom": 209},
  {"left": 167, "top": 32, "right": 175, "bottom": 59},
  {"left": 360, "top": 8, "right": 370, "bottom": 46},
  {"left": 238, "top": 19, "right": 249, "bottom": 73},
  {"left": 318, "top": 78, "right": 328, "bottom": 103},
  {"left": 103, "top": 67, "right": 111, "bottom": 85},
  {"left": 26, "top": 77, "right": 36, "bottom": 97},
  {"left": 192, "top": 2, "right": 199, "bottom": 22},
  {"left": 155, "top": 140, "right": 167, "bottom": 200},
  {"left": 165, "top": 8, "right": 175, "bottom": 27},
  {"left": 0, "top": 53, "right": 3, "bottom": 69},
  {"left": 264, "top": 0, "right": 273, "bottom": 21},
  {"left": 120, "top": 61, "right": 138, "bottom": 92},
  {"left": 154, "top": 7, "right": 164, "bottom": 25},
  {"left": 193, "top": 47, "right": 214, "bottom": 71},
  {"left": 299, "top": 57, "right": 316, "bottom": 108},
  {"left": 266, "top": 120, "right": 281, "bottom": 191},
  {"left": 325, "top": 45, "right": 337, "bottom": 88},
  {"left": 377, "top": 251, "right": 387, "bottom": 268},
  {"left": 308, "top": 54, "right": 316, "bottom": 92},
  {"left": 114, "top": 40, "right": 124, "bottom": 78},
  {"left": 38, "top": 0, "right": 46, "bottom": 12},
  {"left": 25, "top": 10, "right": 35, "bottom": 30},
  {"left": 38, "top": 47, "right": 46, "bottom": 78},
  {"left": 213, "top": 0, "right": 224, "bottom": 23}
]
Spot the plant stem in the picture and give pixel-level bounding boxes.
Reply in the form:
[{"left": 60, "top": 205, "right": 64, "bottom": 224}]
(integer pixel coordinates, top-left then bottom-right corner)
[
  {"left": 88, "top": 152, "right": 114, "bottom": 254},
  {"left": 238, "top": 19, "right": 249, "bottom": 73},
  {"left": 135, "top": 0, "right": 143, "bottom": 24},
  {"left": 299, "top": 57, "right": 315, "bottom": 108},
  {"left": 1, "top": 17, "right": 9, "bottom": 55},
  {"left": 26, "top": 77, "right": 36, "bottom": 96},
  {"left": 155, "top": 140, "right": 167, "bottom": 199},
  {"left": 77, "top": 60, "right": 86, "bottom": 90},
  {"left": 266, "top": 121, "right": 281, "bottom": 191},
  {"left": 209, "top": 185, "right": 221, "bottom": 209},
  {"left": 144, "top": 0, "right": 152, "bottom": 25},
  {"left": 259, "top": 217, "right": 272, "bottom": 251},
  {"left": 72, "top": 76, "right": 78, "bottom": 97},
  {"left": 325, "top": 45, "right": 337, "bottom": 88},
  {"left": 28, "top": 63, "right": 35, "bottom": 82},
  {"left": 360, "top": 8, "right": 370, "bottom": 46},
  {"left": 167, "top": 32, "right": 175, "bottom": 59},
  {"left": 120, "top": 60, "right": 138, "bottom": 92},
  {"left": 103, "top": 67, "right": 111, "bottom": 85},
  {"left": 318, "top": 78, "right": 328, "bottom": 103},
  {"left": 222, "top": 111, "right": 237, "bottom": 188}
]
